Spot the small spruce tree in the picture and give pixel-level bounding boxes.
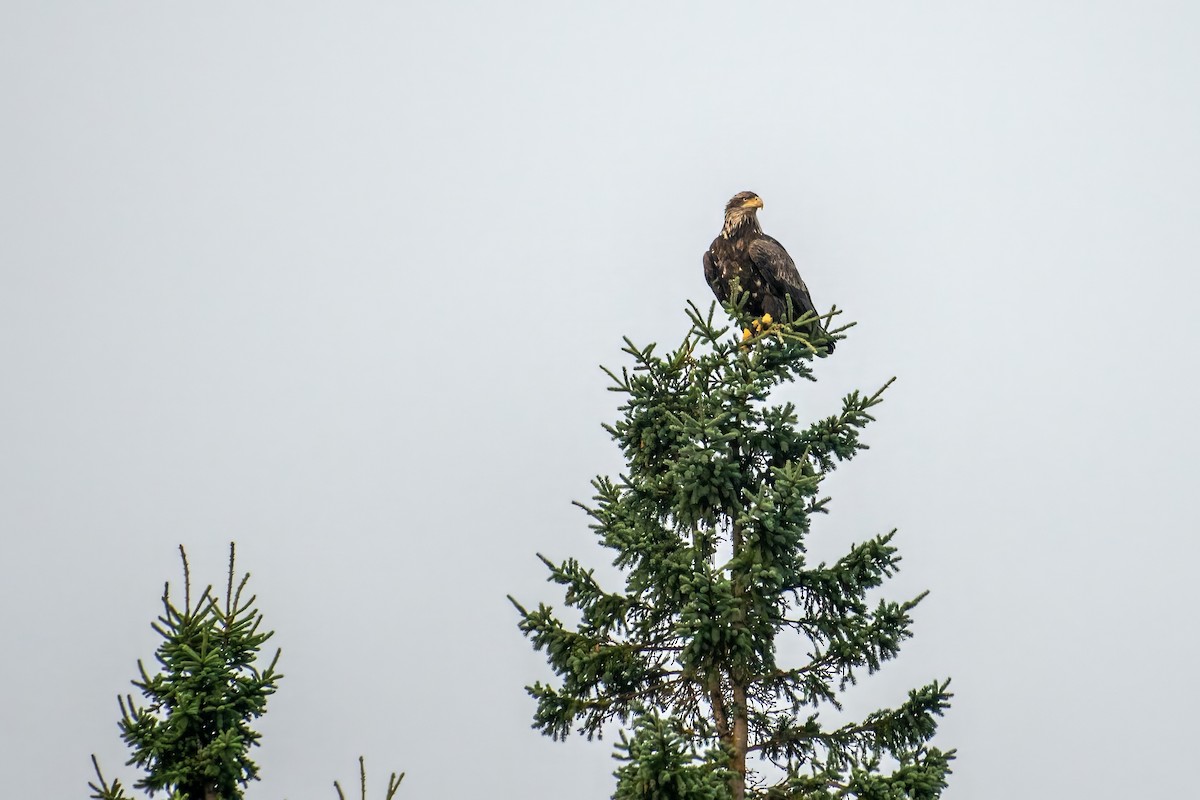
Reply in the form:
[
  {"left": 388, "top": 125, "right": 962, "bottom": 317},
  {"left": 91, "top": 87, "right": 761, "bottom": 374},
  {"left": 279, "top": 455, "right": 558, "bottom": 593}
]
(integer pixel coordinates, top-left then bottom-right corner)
[
  {"left": 510, "top": 303, "right": 954, "bottom": 799},
  {"left": 89, "top": 545, "right": 405, "bottom": 800},
  {"left": 90, "top": 544, "right": 281, "bottom": 800}
]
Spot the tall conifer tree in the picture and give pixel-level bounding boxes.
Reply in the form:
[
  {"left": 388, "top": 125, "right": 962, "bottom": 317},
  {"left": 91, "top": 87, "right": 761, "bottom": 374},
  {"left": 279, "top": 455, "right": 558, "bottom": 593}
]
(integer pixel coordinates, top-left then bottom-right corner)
[{"left": 511, "top": 304, "right": 954, "bottom": 799}]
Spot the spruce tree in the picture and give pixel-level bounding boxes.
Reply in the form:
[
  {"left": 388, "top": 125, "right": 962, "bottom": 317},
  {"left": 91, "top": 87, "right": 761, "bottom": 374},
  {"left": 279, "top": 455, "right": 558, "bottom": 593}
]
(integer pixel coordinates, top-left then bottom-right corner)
[
  {"left": 89, "top": 545, "right": 405, "bottom": 800},
  {"left": 90, "top": 544, "right": 282, "bottom": 800},
  {"left": 510, "top": 303, "right": 954, "bottom": 799}
]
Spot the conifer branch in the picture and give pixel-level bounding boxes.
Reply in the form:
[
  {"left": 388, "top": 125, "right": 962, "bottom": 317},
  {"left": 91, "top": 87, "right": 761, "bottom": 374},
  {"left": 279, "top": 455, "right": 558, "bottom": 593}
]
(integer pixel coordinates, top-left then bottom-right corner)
[{"left": 334, "top": 756, "right": 404, "bottom": 800}]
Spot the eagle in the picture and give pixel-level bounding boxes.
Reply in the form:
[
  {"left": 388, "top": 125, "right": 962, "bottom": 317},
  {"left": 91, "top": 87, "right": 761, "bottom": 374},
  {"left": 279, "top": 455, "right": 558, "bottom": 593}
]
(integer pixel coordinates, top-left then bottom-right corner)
[{"left": 703, "top": 191, "right": 834, "bottom": 352}]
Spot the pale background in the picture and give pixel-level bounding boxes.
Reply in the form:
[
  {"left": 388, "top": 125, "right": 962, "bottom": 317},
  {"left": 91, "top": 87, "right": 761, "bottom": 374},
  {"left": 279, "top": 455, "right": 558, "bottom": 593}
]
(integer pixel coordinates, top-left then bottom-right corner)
[{"left": 3, "top": 3, "right": 1198, "bottom": 798}]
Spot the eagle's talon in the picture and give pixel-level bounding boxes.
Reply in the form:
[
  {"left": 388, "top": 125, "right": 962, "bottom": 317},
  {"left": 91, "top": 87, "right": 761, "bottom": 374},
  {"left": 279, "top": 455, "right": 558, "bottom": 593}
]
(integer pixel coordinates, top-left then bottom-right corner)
[{"left": 748, "top": 313, "right": 774, "bottom": 336}]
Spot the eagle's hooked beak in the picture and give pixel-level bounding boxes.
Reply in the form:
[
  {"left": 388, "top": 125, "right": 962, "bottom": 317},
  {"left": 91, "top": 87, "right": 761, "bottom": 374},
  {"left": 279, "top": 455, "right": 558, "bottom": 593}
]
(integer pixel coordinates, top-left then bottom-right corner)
[{"left": 741, "top": 195, "right": 764, "bottom": 210}]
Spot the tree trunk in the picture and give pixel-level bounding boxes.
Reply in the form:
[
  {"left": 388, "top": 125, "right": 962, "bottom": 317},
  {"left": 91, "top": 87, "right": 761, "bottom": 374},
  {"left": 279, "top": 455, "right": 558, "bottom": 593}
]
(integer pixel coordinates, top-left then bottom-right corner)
[
  {"left": 729, "top": 438, "right": 748, "bottom": 800},
  {"left": 730, "top": 680, "right": 748, "bottom": 800}
]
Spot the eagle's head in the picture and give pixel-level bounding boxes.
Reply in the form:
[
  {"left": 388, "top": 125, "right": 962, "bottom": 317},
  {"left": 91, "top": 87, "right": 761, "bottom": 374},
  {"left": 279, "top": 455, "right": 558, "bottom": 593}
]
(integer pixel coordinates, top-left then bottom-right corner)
[{"left": 722, "top": 191, "right": 764, "bottom": 238}]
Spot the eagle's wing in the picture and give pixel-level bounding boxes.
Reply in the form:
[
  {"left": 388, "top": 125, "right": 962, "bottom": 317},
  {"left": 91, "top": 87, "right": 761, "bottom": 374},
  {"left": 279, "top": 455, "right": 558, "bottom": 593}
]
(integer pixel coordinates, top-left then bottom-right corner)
[
  {"left": 748, "top": 235, "right": 817, "bottom": 318},
  {"left": 702, "top": 246, "right": 723, "bottom": 301},
  {"left": 704, "top": 239, "right": 745, "bottom": 306}
]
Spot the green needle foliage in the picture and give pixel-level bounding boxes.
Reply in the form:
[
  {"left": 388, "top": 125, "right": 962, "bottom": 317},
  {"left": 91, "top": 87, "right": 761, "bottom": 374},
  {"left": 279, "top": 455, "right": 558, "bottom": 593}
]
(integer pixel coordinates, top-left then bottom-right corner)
[
  {"left": 90, "top": 544, "right": 281, "bottom": 800},
  {"left": 510, "top": 302, "right": 954, "bottom": 800}
]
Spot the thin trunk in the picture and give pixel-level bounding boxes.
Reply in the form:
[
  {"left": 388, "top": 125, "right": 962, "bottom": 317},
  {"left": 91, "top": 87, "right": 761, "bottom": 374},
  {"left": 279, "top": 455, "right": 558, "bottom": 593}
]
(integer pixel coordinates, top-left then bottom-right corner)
[
  {"left": 710, "top": 667, "right": 745, "bottom": 800},
  {"left": 731, "top": 681, "right": 748, "bottom": 800},
  {"left": 709, "top": 671, "right": 733, "bottom": 754},
  {"left": 729, "top": 437, "right": 748, "bottom": 800}
]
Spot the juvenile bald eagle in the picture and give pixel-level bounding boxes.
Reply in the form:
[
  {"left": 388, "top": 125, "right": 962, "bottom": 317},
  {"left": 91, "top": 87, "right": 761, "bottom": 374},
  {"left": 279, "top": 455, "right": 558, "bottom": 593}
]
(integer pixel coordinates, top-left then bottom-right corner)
[{"left": 703, "top": 191, "right": 834, "bottom": 352}]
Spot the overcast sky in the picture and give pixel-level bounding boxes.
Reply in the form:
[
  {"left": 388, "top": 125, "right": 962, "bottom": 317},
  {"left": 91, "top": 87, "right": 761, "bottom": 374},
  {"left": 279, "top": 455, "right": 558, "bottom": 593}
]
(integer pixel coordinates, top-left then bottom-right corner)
[{"left": 3, "top": 3, "right": 1199, "bottom": 798}]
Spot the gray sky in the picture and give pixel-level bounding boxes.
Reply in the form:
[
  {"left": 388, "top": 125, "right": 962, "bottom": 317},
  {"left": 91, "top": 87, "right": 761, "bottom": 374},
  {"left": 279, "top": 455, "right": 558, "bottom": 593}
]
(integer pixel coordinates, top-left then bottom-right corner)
[{"left": 3, "top": 3, "right": 1198, "bottom": 798}]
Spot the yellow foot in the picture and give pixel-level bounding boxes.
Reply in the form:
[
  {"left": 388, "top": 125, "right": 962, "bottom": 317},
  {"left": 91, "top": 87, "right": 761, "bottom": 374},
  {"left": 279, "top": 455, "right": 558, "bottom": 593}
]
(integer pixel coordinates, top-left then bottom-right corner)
[{"left": 750, "top": 313, "right": 774, "bottom": 334}]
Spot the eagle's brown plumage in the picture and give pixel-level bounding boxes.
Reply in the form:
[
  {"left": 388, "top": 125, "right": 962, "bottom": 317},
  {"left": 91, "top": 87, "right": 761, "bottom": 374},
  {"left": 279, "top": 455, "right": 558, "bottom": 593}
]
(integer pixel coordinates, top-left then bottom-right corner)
[{"left": 703, "top": 191, "right": 834, "bottom": 352}]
